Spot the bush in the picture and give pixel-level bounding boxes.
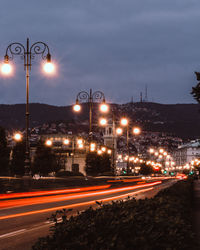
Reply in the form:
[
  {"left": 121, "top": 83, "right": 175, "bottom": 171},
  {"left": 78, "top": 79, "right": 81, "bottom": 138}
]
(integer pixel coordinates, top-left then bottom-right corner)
[
  {"left": 55, "top": 171, "right": 84, "bottom": 177},
  {"left": 32, "top": 180, "right": 198, "bottom": 250}
]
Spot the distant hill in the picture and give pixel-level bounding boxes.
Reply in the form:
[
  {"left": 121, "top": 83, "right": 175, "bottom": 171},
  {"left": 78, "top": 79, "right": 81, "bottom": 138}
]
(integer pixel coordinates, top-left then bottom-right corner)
[{"left": 0, "top": 102, "right": 200, "bottom": 139}]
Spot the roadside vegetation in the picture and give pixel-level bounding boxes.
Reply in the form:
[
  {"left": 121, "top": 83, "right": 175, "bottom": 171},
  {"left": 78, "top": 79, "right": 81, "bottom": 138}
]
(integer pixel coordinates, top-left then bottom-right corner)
[{"left": 32, "top": 180, "right": 197, "bottom": 250}]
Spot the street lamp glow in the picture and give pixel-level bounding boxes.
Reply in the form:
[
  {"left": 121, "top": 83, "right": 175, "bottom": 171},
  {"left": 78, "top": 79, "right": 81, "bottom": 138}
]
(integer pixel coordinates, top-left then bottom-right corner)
[
  {"left": 159, "top": 148, "right": 164, "bottom": 154},
  {"left": 63, "top": 139, "right": 70, "bottom": 145},
  {"left": 14, "top": 133, "right": 22, "bottom": 142},
  {"left": 99, "top": 118, "right": 107, "bottom": 126},
  {"left": 73, "top": 104, "right": 81, "bottom": 112},
  {"left": 133, "top": 127, "right": 141, "bottom": 135},
  {"left": 77, "top": 139, "right": 83, "bottom": 145},
  {"left": 101, "top": 147, "right": 106, "bottom": 152},
  {"left": 45, "top": 139, "right": 52, "bottom": 146},
  {"left": 149, "top": 148, "right": 154, "bottom": 154},
  {"left": 78, "top": 144, "right": 84, "bottom": 149},
  {"left": 90, "top": 143, "right": 96, "bottom": 152},
  {"left": 1, "top": 63, "right": 12, "bottom": 75},
  {"left": 120, "top": 118, "right": 128, "bottom": 126},
  {"left": 43, "top": 62, "right": 55, "bottom": 74},
  {"left": 97, "top": 150, "right": 102, "bottom": 155},
  {"left": 116, "top": 127, "right": 123, "bottom": 135},
  {"left": 107, "top": 149, "right": 112, "bottom": 154},
  {"left": 100, "top": 103, "right": 109, "bottom": 113}
]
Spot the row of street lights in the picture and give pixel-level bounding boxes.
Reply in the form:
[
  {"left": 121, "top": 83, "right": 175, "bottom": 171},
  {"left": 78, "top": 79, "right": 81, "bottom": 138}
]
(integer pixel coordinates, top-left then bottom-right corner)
[{"left": 3, "top": 39, "right": 141, "bottom": 177}]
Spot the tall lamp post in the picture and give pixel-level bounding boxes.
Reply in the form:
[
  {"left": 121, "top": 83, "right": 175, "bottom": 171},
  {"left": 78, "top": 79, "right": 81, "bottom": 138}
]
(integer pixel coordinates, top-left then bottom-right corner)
[
  {"left": 73, "top": 89, "right": 108, "bottom": 141},
  {"left": 1, "top": 38, "right": 54, "bottom": 176}
]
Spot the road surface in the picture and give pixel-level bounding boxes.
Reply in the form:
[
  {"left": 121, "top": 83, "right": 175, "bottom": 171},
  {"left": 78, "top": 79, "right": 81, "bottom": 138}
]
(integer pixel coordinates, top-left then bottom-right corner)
[{"left": 0, "top": 177, "right": 176, "bottom": 250}]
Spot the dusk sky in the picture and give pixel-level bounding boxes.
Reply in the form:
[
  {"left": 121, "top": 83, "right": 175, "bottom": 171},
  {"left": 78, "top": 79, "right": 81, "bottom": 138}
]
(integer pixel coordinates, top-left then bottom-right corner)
[{"left": 0, "top": 0, "right": 199, "bottom": 106}]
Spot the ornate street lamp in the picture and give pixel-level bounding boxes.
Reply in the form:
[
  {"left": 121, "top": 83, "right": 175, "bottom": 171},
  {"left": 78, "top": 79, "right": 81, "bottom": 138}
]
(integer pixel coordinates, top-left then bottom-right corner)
[
  {"left": 73, "top": 88, "right": 108, "bottom": 140},
  {"left": 2, "top": 38, "right": 54, "bottom": 176}
]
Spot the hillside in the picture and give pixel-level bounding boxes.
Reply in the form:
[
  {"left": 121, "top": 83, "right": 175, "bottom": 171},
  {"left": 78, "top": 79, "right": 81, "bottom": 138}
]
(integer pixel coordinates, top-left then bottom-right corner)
[{"left": 0, "top": 102, "right": 200, "bottom": 139}]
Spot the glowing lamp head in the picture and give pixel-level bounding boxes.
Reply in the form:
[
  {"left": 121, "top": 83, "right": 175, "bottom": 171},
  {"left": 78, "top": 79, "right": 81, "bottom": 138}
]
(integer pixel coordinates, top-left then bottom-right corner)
[
  {"left": 116, "top": 127, "right": 123, "bottom": 135},
  {"left": 99, "top": 118, "right": 107, "bottom": 126},
  {"left": 45, "top": 139, "right": 52, "bottom": 146},
  {"left": 120, "top": 118, "right": 128, "bottom": 126},
  {"left": 77, "top": 139, "right": 83, "bottom": 145},
  {"left": 97, "top": 150, "right": 102, "bottom": 155},
  {"left": 73, "top": 103, "right": 81, "bottom": 112},
  {"left": 107, "top": 149, "right": 112, "bottom": 154},
  {"left": 159, "top": 148, "right": 164, "bottom": 154},
  {"left": 133, "top": 127, "right": 141, "bottom": 135},
  {"left": 100, "top": 102, "right": 109, "bottom": 113},
  {"left": 43, "top": 62, "right": 55, "bottom": 74},
  {"left": 14, "top": 133, "right": 22, "bottom": 142},
  {"left": 101, "top": 147, "right": 106, "bottom": 152},
  {"left": 1, "top": 62, "right": 12, "bottom": 75},
  {"left": 63, "top": 139, "right": 70, "bottom": 145},
  {"left": 78, "top": 144, "right": 84, "bottom": 149},
  {"left": 149, "top": 148, "right": 154, "bottom": 154},
  {"left": 90, "top": 143, "right": 96, "bottom": 152}
]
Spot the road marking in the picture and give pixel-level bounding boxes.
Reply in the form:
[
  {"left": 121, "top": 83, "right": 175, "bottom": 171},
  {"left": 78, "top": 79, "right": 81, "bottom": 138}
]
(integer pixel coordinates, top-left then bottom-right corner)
[{"left": 0, "top": 229, "right": 26, "bottom": 239}]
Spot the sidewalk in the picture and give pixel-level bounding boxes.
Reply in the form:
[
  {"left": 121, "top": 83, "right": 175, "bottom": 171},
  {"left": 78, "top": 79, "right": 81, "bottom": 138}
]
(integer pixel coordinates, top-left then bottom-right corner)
[{"left": 193, "top": 179, "right": 200, "bottom": 238}]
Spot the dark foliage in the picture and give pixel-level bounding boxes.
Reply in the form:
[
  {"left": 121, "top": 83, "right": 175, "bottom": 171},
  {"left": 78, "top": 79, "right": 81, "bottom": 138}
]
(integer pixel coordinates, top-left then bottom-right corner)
[
  {"left": 191, "top": 82, "right": 200, "bottom": 103},
  {"left": 139, "top": 163, "right": 154, "bottom": 176},
  {"left": 85, "top": 152, "right": 111, "bottom": 176},
  {"left": 0, "top": 127, "right": 10, "bottom": 175},
  {"left": 10, "top": 140, "right": 26, "bottom": 176},
  {"left": 32, "top": 140, "right": 60, "bottom": 176},
  {"left": 32, "top": 180, "right": 197, "bottom": 250}
]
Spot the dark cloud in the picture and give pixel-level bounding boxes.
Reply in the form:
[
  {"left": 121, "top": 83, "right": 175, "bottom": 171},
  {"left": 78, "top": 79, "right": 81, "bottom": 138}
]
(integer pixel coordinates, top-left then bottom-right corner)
[{"left": 0, "top": 0, "right": 199, "bottom": 105}]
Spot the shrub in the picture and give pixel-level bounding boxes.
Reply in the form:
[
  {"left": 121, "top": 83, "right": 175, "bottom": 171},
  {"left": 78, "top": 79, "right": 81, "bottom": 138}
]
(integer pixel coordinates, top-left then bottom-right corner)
[{"left": 32, "top": 180, "right": 198, "bottom": 250}]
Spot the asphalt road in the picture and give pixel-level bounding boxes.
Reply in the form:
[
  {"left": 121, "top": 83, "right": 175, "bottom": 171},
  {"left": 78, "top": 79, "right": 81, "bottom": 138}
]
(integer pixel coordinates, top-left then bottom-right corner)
[{"left": 0, "top": 178, "right": 176, "bottom": 250}]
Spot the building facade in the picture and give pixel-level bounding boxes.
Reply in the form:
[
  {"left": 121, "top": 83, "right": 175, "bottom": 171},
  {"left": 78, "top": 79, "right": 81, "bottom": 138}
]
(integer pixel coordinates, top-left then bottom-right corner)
[{"left": 173, "top": 140, "right": 200, "bottom": 166}]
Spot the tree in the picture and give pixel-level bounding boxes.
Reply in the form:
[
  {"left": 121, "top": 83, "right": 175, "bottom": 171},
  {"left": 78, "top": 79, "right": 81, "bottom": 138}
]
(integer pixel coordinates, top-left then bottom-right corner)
[
  {"left": 32, "top": 141, "right": 58, "bottom": 176},
  {"left": 191, "top": 82, "right": 200, "bottom": 103},
  {"left": 0, "top": 127, "right": 10, "bottom": 175},
  {"left": 85, "top": 152, "right": 111, "bottom": 176},
  {"left": 139, "top": 163, "right": 153, "bottom": 176},
  {"left": 191, "top": 72, "right": 200, "bottom": 103},
  {"left": 10, "top": 140, "right": 26, "bottom": 176}
]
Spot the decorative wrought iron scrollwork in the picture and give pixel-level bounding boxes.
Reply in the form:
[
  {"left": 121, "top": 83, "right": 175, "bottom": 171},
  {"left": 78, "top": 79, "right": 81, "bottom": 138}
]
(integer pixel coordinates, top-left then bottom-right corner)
[
  {"left": 92, "top": 91, "right": 105, "bottom": 102},
  {"left": 5, "top": 43, "right": 26, "bottom": 61},
  {"left": 30, "top": 42, "right": 50, "bottom": 60},
  {"left": 76, "top": 91, "right": 90, "bottom": 102}
]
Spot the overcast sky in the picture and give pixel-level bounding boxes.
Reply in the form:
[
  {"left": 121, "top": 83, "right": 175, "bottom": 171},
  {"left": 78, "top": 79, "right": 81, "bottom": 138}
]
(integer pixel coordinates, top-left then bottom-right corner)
[{"left": 0, "top": 0, "right": 199, "bottom": 106}]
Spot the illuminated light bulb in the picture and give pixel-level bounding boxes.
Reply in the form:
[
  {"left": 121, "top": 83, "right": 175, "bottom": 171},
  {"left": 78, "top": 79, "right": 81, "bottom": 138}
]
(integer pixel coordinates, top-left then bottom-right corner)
[
  {"left": 78, "top": 144, "right": 84, "bottom": 149},
  {"left": 99, "top": 118, "right": 107, "bottom": 126},
  {"left": 77, "top": 139, "right": 83, "bottom": 145},
  {"left": 43, "top": 62, "right": 55, "bottom": 74},
  {"left": 149, "top": 148, "right": 154, "bottom": 154},
  {"left": 100, "top": 103, "right": 109, "bottom": 113},
  {"left": 14, "top": 133, "right": 22, "bottom": 141},
  {"left": 73, "top": 104, "right": 81, "bottom": 112},
  {"left": 116, "top": 127, "right": 123, "bottom": 135},
  {"left": 120, "top": 118, "right": 128, "bottom": 126},
  {"left": 133, "top": 127, "right": 141, "bottom": 135},
  {"left": 45, "top": 139, "right": 52, "bottom": 146},
  {"left": 1, "top": 63, "right": 12, "bottom": 75},
  {"left": 63, "top": 139, "right": 70, "bottom": 145},
  {"left": 101, "top": 147, "right": 106, "bottom": 152},
  {"left": 107, "top": 149, "right": 112, "bottom": 154},
  {"left": 159, "top": 148, "right": 164, "bottom": 153}
]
